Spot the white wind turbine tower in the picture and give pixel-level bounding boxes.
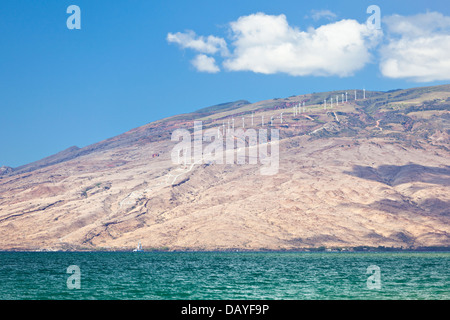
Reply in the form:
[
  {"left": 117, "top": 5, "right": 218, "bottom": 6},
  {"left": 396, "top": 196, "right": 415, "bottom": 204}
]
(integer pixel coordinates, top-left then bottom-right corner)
[
  {"left": 342, "top": 93, "right": 344, "bottom": 104},
  {"left": 280, "top": 112, "right": 283, "bottom": 124},
  {"left": 262, "top": 115, "right": 264, "bottom": 126},
  {"left": 232, "top": 118, "right": 235, "bottom": 130},
  {"left": 336, "top": 95, "right": 339, "bottom": 106},
  {"left": 345, "top": 92, "right": 348, "bottom": 103},
  {"left": 303, "top": 101, "right": 306, "bottom": 112},
  {"left": 324, "top": 99, "right": 326, "bottom": 110},
  {"left": 331, "top": 97, "right": 333, "bottom": 108},
  {"left": 242, "top": 117, "right": 245, "bottom": 128},
  {"left": 363, "top": 88, "right": 366, "bottom": 99},
  {"left": 355, "top": 90, "right": 357, "bottom": 100}
]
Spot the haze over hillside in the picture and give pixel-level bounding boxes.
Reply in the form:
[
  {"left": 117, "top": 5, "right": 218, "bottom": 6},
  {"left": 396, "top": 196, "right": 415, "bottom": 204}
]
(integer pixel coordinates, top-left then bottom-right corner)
[{"left": 0, "top": 85, "right": 449, "bottom": 251}]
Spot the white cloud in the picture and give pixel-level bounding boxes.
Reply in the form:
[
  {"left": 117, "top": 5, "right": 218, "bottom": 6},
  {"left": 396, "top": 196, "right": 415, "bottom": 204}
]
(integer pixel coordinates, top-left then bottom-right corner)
[
  {"left": 167, "top": 12, "right": 384, "bottom": 76},
  {"left": 310, "top": 9, "right": 337, "bottom": 21},
  {"left": 167, "top": 30, "right": 228, "bottom": 56},
  {"left": 383, "top": 12, "right": 450, "bottom": 37},
  {"left": 223, "top": 13, "right": 381, "bottom": 77},
  {"left": 380, "top": 12, "right": 450, "bottom": 82},
  {"left": 191, "top": 54, "right": 220, "bottom": 73}
]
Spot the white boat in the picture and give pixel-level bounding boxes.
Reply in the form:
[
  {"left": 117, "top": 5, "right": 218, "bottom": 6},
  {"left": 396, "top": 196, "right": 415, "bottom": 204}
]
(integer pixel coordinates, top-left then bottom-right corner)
[{"left": 133, "top": 241, "right": 144, "bottom": 252}]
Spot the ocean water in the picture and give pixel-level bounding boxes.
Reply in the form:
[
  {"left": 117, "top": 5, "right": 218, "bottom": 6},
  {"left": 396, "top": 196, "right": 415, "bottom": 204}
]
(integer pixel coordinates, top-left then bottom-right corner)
[{"left": 0, "top": 252, "right": 448, "bottom": 300}]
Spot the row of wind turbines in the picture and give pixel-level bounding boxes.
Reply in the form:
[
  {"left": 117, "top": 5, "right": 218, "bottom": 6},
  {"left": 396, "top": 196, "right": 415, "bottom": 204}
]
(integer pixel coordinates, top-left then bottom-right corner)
[
  {"left": 321, "top": 89, "right": 366, "bottom": 111},
  {"left": 218, "top": 89, "right": 367, "bottom": 131}
]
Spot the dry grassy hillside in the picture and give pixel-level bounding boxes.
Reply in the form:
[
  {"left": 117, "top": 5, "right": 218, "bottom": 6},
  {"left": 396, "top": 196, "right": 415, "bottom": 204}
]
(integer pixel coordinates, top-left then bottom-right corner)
[{"left": 0, "top": 85, "right": 449, "bottom": 251}]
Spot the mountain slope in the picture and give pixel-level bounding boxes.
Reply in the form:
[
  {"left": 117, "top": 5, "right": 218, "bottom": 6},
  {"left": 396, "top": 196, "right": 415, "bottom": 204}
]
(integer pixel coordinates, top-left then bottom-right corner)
[{"left": 0, "top": 85, "right": 449, "bottom": 251}]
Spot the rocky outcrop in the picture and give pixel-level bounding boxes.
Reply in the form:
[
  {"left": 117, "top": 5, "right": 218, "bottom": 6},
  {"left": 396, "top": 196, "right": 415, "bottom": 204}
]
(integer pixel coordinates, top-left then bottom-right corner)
[{"left": 0, "top": 166, "right": 13, "bottom": 176}]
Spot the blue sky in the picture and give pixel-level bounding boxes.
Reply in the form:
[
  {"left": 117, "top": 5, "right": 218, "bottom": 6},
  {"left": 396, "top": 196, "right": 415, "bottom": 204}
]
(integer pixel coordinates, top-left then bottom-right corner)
[{"left": 1, "top": 0, "right": 450, "bottom": 167}]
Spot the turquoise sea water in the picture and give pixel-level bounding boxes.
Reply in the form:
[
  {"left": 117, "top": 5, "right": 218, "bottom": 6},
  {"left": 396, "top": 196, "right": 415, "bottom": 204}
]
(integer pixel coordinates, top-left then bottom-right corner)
[{"left": 0, "top": 252, "right": 448, "bottom": 300}]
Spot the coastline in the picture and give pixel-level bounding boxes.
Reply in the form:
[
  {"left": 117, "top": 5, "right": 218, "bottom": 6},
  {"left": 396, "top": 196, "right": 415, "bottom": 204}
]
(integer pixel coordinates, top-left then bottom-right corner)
[{"left": 1, "top": 245, "right": 449, "bottom": 253}]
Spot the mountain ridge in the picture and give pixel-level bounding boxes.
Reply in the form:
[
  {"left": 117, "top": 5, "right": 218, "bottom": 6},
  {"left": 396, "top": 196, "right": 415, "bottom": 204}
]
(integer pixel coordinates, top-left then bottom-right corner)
[{"left": 0, "top": 84, "right": 449, "bottom": 251}]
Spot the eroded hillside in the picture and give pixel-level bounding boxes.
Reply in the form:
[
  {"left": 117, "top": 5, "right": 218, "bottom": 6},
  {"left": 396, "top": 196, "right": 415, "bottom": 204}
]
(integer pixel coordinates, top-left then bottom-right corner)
[{"left": 0, "top": 85, "right": 449, "bottom": 251}]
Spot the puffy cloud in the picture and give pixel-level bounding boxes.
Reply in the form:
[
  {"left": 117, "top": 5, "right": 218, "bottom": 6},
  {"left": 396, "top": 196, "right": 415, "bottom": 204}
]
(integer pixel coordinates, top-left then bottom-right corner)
[
  {"left": 167, "top": 12, "right": 383, "bottom": 76},
  {"left": 223, "top": 13, "right": 381, "bottom": 77},
  {"left": 167, "top": 30, "right": 229, "bottom": 56},
  {"left": 380, "top": 12, "right": 450, "bottom": 82},
  {"left": 191, "top": 54, "right": 220, "bottom": 73},
  {"left": 383, "top": 12, "right": 450, "bottom": 37}
]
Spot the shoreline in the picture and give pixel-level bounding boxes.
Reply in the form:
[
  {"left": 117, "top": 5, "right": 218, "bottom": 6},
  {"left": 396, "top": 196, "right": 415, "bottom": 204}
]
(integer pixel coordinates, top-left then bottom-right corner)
[{"left": 1, "top": 246, "right": 449, "bottom": 253}]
